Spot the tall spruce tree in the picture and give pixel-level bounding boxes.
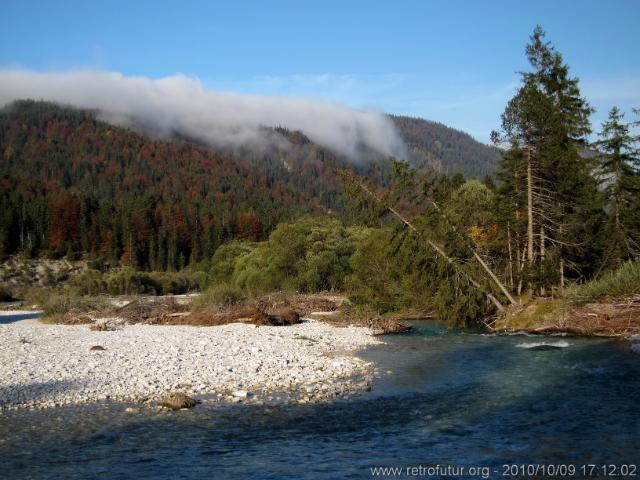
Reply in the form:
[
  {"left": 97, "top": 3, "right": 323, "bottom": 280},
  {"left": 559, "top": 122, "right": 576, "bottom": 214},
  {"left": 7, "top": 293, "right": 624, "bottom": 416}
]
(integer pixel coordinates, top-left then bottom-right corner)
[
  {"left": 493, "top": 26, "right": 601, "bottom": 292},
  {"left": 493, "top": 83, "right": 559, "bottom": 292},
  {"left": 594, "top": 107, "right": 640, "bottom": 267}
]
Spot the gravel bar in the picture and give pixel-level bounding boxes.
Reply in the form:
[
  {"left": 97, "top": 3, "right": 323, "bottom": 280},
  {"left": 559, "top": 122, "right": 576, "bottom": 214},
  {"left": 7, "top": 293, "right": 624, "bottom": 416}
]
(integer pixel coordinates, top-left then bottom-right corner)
[{"left": 0, "top": 318, "right": 380, "bottom": 410}]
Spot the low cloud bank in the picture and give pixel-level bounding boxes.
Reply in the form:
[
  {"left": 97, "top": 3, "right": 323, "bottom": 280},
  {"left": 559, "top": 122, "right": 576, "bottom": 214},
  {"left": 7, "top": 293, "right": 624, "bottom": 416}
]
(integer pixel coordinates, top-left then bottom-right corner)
[{"left": 0, "top": 70, "right": 406, "bottom": 159}]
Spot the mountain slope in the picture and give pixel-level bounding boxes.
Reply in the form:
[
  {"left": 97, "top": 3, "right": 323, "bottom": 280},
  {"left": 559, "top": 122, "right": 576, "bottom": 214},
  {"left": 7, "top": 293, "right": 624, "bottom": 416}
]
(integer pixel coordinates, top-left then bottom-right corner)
[
  {"left": 390, "top": 115, "right": 501, "bottom": 178},
  {"left": 0, "top": 100, "right": 350, "bottom": 268},
  {"left": 0, "top": 100, "right": 502, "bottom": 270}
]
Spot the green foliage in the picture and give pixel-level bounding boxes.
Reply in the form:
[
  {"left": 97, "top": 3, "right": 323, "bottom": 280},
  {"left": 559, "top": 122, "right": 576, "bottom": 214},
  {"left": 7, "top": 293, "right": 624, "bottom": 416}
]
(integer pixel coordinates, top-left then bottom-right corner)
[
  {"left": 20, "top": 288, "right": 109, "bottom": 322},
  {"left": 446, "top": 180, "right": 498, "bottom": 252},
  {"left": 593, "top": 106, "right": 640, "bottom": 268},
  {"left": 226, "top": 217, "right": 364, "bottom": 295},
  {"left": 200, "top": 217, "right": 370, "bottom": 300},
  {"left": 68, "top": 267, "right": 205, "bottom": 296},
  {"left": 347, "top": 228, "right": 404, "bottom": 311},
  {"left": 347, "top": 225, "right": 490, "bottom": 327},
  {"left": 40, "top": 291, "right": 80, "bottom": 316},
  {"left": 522, "top": 259, "right": 561, "bottom": 292},
  {"left": 492, "top": 26, "right": 604, "bottom": 289},
  {"left": 68, "top": 269, "right": 108, "bottom": 295},
  {"left": 195, "top": 282, "right": 246, "bottom": 307},
  {"left": 567, "top": 260, "right": 640, "bottom": 301},
  {"left": 208, "top": 241, "right": 256, "bottom": 285},
  {"left": 150, "top": 270, "right": 206, "bottom": 295}
]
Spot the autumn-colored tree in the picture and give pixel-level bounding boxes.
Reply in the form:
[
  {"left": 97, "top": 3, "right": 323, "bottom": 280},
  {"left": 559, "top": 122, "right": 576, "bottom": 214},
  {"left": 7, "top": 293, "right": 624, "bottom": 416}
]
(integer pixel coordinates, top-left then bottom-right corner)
[
  {"left": 48, "top": 194, "right": 81, "bottom": 252},
  {"left": 234, "top": 213, "right": 263, "bottom": 242}
]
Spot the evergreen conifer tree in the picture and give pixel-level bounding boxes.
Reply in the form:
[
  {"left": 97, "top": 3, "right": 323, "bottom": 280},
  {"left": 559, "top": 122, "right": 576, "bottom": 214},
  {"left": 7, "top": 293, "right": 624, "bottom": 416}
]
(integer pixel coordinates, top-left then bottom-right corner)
[
  {"left": 492, "top": 26, "right": 602, "bottom": 291},
  {"left": 594, "top": 106, "right": 640, "bottom": 267}
]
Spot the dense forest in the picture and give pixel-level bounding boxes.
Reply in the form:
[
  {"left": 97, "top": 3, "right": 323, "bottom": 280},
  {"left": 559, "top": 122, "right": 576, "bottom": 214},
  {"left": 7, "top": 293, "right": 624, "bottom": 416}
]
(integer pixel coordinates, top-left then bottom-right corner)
[
  {"left": 0, "top": 98, "right": 497, "bottom": 270},
  {"left": 0, "top": 101, "right": 354, "bottom": 268}
]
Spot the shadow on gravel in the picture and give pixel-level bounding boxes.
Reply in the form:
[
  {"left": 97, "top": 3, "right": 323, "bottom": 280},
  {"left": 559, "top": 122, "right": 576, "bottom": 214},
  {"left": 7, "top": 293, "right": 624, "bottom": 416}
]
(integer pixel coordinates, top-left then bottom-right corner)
[
  {"left": 0, "top": 380, "right": 83, "bottom": 409},
  {"left": 0, "top": 311, "right": 42, "bottom": 324}
]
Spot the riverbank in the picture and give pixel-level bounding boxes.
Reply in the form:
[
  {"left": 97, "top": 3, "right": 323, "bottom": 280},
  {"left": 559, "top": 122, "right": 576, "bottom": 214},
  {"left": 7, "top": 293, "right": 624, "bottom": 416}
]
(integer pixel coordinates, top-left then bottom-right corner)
[
  {"left": 0, "top": 312, "right": 380, "bottom": 411},
  {"left": 491, "top": 295, "right": 640, "bottom": 338}
]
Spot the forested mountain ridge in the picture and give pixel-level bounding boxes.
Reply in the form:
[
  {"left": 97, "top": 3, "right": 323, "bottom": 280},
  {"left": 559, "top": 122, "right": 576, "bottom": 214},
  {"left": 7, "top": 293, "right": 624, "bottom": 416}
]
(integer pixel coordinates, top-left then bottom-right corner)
[
  {"left": 0, "top": 100, "right": 501, "bottom": 269},
  {"left": 390, "top": 115, "right": 501, "bottom": 178},
  {"left": 0, "top": 100, "right": 349, "bottom": 268}
]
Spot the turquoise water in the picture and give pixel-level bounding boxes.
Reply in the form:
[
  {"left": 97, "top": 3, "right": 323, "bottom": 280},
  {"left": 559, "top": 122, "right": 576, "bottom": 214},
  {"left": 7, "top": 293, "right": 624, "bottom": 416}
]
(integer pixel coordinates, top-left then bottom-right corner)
[{"left": 1, "top": 322, "right": 638, "bottom": 479}]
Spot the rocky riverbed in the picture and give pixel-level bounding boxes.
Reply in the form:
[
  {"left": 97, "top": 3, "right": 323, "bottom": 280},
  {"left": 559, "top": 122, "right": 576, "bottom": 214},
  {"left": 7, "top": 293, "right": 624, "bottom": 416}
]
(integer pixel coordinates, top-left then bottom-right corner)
[{"left": 0, "top": 315, "right": 380, "bottom": 410}]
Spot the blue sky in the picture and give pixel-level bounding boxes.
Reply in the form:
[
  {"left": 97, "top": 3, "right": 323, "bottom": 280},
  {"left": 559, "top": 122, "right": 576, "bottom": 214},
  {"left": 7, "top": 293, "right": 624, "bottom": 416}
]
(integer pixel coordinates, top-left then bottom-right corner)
[{"left": 1, "top": 0, "right": 639, "bottom": 142}]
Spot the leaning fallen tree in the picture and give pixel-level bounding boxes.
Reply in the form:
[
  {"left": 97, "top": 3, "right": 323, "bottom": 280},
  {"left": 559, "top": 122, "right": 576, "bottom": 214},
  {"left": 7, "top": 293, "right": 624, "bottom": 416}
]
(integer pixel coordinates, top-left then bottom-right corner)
[{"left": 344, "top": 172, "right": 516, "bottom": 313}]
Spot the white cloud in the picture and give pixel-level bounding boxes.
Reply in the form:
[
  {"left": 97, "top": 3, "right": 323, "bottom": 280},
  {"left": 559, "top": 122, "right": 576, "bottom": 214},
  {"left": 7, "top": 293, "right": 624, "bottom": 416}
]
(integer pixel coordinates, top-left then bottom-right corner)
[
  {"left": 0, "top": 69, "right": 406, "bottom": 159},
  {"left": 221, "top": 72, "right": 520, "bottom": 143}
]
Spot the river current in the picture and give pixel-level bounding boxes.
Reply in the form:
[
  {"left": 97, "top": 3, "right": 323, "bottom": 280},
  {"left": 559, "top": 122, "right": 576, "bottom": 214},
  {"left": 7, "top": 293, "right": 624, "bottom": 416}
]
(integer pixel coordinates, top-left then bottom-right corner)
[{"left": 1, "top": 322, "right": 638, "bottom": 479}]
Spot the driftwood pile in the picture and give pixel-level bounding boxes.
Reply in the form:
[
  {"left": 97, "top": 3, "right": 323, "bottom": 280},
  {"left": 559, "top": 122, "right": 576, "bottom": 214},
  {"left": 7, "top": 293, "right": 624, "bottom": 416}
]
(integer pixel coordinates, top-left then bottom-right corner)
[
  {"left": 57, "top": 292, "right": 420, "bottom": 335},
  {"left": 183, "top": 306, "right": 301, "bottom": 327}
]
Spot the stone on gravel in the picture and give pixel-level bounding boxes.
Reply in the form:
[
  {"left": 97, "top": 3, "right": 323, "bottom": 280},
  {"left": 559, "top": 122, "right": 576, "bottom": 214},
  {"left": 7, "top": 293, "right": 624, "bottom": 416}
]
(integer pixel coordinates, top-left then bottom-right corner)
[{"left": 157, "top": 392, "right": 196, "bottom": 410}]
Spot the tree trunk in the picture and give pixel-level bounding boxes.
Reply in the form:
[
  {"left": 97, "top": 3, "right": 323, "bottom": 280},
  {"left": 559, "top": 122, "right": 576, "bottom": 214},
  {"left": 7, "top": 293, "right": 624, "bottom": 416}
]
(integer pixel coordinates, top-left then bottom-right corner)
[
  {"left": 20, "top": 203, "right": 25, "bottom": 250},
  {"left": 507, "top": 222, "right": 514, "bottom": 290},
  {"left": 539, "top": 225, "right": 546, "bottom": 296},
  {"left": 527, "top": 145, "right": 535, "bottom": 264},
  {"left": 472, "top": 250, "right": 517, "bottom": 305},
  {"left": 518, "top": 243, "right": 526, "bottom": 296}
]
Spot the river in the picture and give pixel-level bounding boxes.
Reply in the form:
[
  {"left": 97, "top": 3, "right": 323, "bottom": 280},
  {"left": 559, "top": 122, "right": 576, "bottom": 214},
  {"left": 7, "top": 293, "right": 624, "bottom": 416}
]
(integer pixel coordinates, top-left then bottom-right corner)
[{"left": 1, "top": 321, "right": 638, "bottom": 479}]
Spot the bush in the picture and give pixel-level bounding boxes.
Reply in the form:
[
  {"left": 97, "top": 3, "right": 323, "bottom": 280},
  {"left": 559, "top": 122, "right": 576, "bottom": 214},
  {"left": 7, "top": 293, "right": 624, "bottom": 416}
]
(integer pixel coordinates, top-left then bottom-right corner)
[
  {"left": 68, "top": 269, "right": 108, "bottom": 295},
  {"left": 149, "top": 270, "right": 206, "bottom": 295},
  {"left": 40, "top": 291, "right": 77, "bottom": 316},
  {"left": 228, "top": 217, "right": 364, "bottom": 295},
  {"left": 208, "top": 241, "right": 256, "bottom": 285},
  {"left": 105, "top": 268, "right": 151, "bottom": 295},
  {"left": 19, "top": 286, "right": 52, "bottom": 308},
  {"left": 568, "top": 260, "right": 640, "bottom": 301},
  {"left": 40, "top": 291, "right": 109, "bottom": 322},
  {"left": 347, "top": 225, "right": 489, "bottom": 327},
  {"left": 68, "top": 268, "right": 206, "bottom": 296},
  {"left": 347, "top": 228, "right": 403, "bottom": 311},
  {"left": 195, "top": 282, "right": 246, "bottom": 306}
]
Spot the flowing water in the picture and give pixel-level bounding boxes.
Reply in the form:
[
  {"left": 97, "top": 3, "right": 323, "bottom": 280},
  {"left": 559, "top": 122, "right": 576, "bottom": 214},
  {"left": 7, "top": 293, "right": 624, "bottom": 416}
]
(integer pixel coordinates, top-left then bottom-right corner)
[{"left": 1, "top": 322, "right": 638, "bottom": 479}]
